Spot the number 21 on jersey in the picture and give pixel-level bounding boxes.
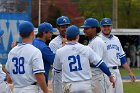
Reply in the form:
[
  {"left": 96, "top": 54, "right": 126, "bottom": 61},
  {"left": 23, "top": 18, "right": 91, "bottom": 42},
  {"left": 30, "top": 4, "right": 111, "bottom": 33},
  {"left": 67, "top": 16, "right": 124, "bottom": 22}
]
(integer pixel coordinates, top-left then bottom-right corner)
[{"left": 68, "top": 55, "right": 82, "bottom": 72}]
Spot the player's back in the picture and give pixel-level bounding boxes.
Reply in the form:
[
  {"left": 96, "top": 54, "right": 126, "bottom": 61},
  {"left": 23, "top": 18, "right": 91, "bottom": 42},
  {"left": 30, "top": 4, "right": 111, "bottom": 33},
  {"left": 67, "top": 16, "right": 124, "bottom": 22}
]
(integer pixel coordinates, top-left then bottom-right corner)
[
  {"left": 56, "top": 42, "right": 92, "bottom": 82},
  {"left": 6, "top": 43, "right": 43, "bottom": 87}
]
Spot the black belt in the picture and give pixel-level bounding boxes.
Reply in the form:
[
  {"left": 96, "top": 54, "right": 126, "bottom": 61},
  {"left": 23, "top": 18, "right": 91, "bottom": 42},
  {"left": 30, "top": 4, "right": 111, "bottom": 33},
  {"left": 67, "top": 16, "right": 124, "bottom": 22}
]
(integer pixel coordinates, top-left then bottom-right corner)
[
  {"left": 31, "top": 82, "right": 37, "bottom": 85},
  {"left": 111, "top": 66, "right": 118, "bottom": 69}
]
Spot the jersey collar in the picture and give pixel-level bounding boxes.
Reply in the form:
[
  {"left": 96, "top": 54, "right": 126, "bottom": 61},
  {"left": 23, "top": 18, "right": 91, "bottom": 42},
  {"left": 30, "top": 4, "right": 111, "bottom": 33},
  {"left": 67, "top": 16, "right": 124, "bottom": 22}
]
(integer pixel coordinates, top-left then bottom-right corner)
[
  {"left": 18, "top": 43, "right": 31, "bottom": 46},
  {"left": 89, "top": 36, "right": 97, "bottom": 44},
  {"left": 102, "top": 33, "right": 113, "bottom": 39},
  {"left": 66, "top": 42, "right": 78, "bottom": 45}
]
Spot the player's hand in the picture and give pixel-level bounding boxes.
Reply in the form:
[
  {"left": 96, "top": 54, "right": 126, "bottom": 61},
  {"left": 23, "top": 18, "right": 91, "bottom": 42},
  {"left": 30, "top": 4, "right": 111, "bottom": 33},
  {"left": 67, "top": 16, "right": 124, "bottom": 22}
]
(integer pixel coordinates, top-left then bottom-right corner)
[
  {"left": 129, "top": 72, "right": 136, "bottom": 82},
  {"left": 6, "top": 74, "right": 12, "bottom": 84},
  {"left": 11, "top": 41, "right": 17, "bottom": 48},
  {"left": 62, "top": 38, "right": 67, "bottom": 47},
  {"left": 109, "top": 75, "right": 115, "bottom": 88}
]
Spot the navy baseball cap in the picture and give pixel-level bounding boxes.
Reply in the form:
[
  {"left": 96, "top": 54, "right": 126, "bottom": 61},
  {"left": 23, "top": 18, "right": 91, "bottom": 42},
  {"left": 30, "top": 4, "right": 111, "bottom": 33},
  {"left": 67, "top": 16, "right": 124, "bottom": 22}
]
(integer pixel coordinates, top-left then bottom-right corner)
[
  {"left": 100, "top": 18, "right": 112, "bottom": 26},
  {"left": 56, "top": 16, "right": 70, "bottom": 26},
  {"left": 81, "top": 18, "right": 99, "bottom": 28},
  {"left": 38, "top": 22, "right": 56, "bottom": 33},
  {"left": 0, "top": 29, "right": 4, "bottom": 37},
  {"left": 19, "top": 21, "right": 34, "bottom": 34},
  {"left": 66, "top": 25, "right": 80, "bottom": 37}
]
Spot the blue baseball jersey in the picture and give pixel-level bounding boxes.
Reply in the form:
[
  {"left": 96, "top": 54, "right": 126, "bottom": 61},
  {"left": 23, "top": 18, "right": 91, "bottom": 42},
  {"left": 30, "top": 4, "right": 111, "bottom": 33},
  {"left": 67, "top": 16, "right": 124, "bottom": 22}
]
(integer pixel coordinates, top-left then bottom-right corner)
[
  {"left": 32, "top": 38, "right": 55, "bottom": 83},
  {"left": 6, "top": 43, "right": 45, "bottom": 87},
  {"left": 99, "top": 33, "right": 126, "bottom": 67},
  {"left": 53, "top": 42, "right": 103, "bottom": 83}
]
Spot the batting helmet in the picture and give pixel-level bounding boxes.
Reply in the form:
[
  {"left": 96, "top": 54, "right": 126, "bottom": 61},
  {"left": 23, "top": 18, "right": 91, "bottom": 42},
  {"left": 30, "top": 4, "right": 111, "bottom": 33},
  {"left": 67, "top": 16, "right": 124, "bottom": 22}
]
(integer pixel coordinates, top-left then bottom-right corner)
[
  {"left": 81, "top": 18, "right": 99, "bottom": 28},
  {"left": 100, "top": 18, "right": 112, "bottom": 26},
  {"left": 56, "top": 16, "right": 70, "bottom": 26},
  {"left": 19, "top": 21, "right": 34, "bottom": 34}
]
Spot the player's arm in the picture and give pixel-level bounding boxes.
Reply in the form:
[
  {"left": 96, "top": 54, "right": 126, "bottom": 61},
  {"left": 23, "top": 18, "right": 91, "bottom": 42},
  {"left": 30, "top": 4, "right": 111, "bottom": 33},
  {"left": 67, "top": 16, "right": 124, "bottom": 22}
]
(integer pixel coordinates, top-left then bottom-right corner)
[
  {"left": 89, "top": 47, "right": 115, "bottom": 87},
  {"left": 33, "top": 50, "right": 49, "bottom": 93},
  {"left": 35, "top": 73, "right": 49, "bottom": 93},
  {"left": 122, "top": 63, "right": 136, "bottom": 82},
  {"left": 62, "top": 38, "right": 67, "bottom": 47},
  {"left": 2, "top": 64, "right": 13, "bottom": 84},
  {"left": 53, "top": 50, "right": 62, "bottom": 73},
  {"left": 119, "top": 41, "right": 136, "bottom": 82},
  {"left": 42, "top": 46, "right": 55, "bottom": 65},
  {"left": 120, "top": 56, "right": 136, "bottom": 82}
]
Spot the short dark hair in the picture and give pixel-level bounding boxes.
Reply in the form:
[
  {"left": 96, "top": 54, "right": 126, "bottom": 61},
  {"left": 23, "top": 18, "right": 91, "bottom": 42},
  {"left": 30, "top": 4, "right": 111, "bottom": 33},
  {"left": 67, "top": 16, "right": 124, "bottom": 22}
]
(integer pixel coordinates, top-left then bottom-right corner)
[
  {"left": 35, "top": 32, "right": 43, "bottom": 38},
  {"left": 67, "top": 36, "right": 77, "bottom": 41},
  {"left": 96, "top": 27, "right": 101, "bottom": 33},
  {"left": 20, "top": 32, "right": 32, "bottom": 38}
]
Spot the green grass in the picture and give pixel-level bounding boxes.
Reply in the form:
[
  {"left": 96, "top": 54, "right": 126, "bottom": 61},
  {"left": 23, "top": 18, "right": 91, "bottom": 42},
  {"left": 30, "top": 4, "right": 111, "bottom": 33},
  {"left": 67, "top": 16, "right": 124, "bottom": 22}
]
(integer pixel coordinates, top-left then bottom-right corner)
[
  {"left": 123, "top": 82, "right": 140, "bottom": 93},
  {"left": 120, "top": 68, "right": 140, "bottom": 93},
  {"left": 120, "top": 68, "right": 140, "bottom": 76},
  {"left": 49, "top": 68, "right": 140, "bottom": 93}
]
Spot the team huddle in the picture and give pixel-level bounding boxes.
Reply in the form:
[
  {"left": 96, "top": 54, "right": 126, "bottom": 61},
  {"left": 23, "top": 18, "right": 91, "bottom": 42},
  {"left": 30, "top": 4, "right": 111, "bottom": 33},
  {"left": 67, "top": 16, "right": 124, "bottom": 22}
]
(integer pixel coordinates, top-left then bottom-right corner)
[{"left": 0, "top": 16, "right": 136, "bottom": 93}]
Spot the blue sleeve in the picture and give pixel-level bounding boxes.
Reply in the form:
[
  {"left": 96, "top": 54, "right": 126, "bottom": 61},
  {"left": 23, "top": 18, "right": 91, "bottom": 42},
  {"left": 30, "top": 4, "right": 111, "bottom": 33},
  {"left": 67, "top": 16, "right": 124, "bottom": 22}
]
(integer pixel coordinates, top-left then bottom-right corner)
[
  {"left": 42, "top": 46, "right": 55, "bottom": 65},
  {"left": 98, "top": 62, "right": 111, "bottom": 76},
  {"left": 120, "top": 56, "right": 126, "bottom": 65}
]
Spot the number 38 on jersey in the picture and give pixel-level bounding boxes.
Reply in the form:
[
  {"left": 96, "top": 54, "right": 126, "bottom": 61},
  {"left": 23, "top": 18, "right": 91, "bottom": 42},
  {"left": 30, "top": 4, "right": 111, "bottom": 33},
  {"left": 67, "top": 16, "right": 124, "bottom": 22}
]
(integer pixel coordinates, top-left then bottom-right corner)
[{"left": 12, "top": 57, "right": 25, "bottom": 74}]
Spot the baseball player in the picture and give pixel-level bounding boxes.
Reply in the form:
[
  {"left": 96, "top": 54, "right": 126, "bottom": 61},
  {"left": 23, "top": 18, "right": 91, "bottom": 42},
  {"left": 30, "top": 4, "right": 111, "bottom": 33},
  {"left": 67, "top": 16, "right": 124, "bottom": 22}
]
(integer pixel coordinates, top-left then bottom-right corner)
[
  {"left": 0, "top": 29, "right": 12, "bottom": 93},
  {"left": 99, "top": 18, "right": 136, "bottom": 93},
  {"left": 5, "top": 21, "right": 49, "bottom": 93},
  {"left": 53, "top": 25, "right": 115, "bottom": 93},
  {"left": 49, "top": 16, "right": 70, "bottom": 93},
  {"left": 32, "top": 22, "right": 56, "bottom": 85},
  {"left": 81, "top": 18, "right": 111, "bottom": 93}
]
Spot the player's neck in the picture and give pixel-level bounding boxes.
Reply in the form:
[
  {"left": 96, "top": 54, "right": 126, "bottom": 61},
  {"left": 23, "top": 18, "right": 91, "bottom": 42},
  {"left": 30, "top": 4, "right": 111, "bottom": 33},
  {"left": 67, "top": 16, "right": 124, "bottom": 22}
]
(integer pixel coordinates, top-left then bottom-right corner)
[
  {"left": 88, "top": 34, "right": 96, "bottom": 40},
  {"left": 67, "top": 40, "right": 77, "bottom": 43},
  {"left": 67, "top": 39, "right": 78, "bottom": 43},
  {"left": 22, "top": 38, "right": 32, "bottom": 44}
]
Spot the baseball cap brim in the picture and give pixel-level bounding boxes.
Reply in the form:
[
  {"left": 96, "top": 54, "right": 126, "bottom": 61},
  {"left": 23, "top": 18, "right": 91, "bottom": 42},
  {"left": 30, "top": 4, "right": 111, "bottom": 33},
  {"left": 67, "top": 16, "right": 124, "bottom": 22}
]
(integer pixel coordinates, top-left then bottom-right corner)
[
  {"left": 101, "top": 24, "right": 112, "bottom": 26},
  {"left": 51, "top": 28, "right": 57, "bottom": 32},
  {"left": 81, "top": 25, "right": 91, "bottom": 28},
  {"left": 58, "top": 23, "right": 70, "bottom": 26}
]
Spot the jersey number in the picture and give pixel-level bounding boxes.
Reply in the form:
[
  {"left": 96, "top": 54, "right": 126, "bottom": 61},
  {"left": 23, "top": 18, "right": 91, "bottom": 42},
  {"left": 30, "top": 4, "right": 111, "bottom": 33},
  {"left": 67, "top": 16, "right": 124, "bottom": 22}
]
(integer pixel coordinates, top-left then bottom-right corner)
[
  {"left": 68, "top": 55, "right": 82, "bottom": 72},
  {"left": 12, "top": 57, "right": 25, "bottom": 74},
  {"left": 116, "top": 53, "right": 120, "bottom": 59}
]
